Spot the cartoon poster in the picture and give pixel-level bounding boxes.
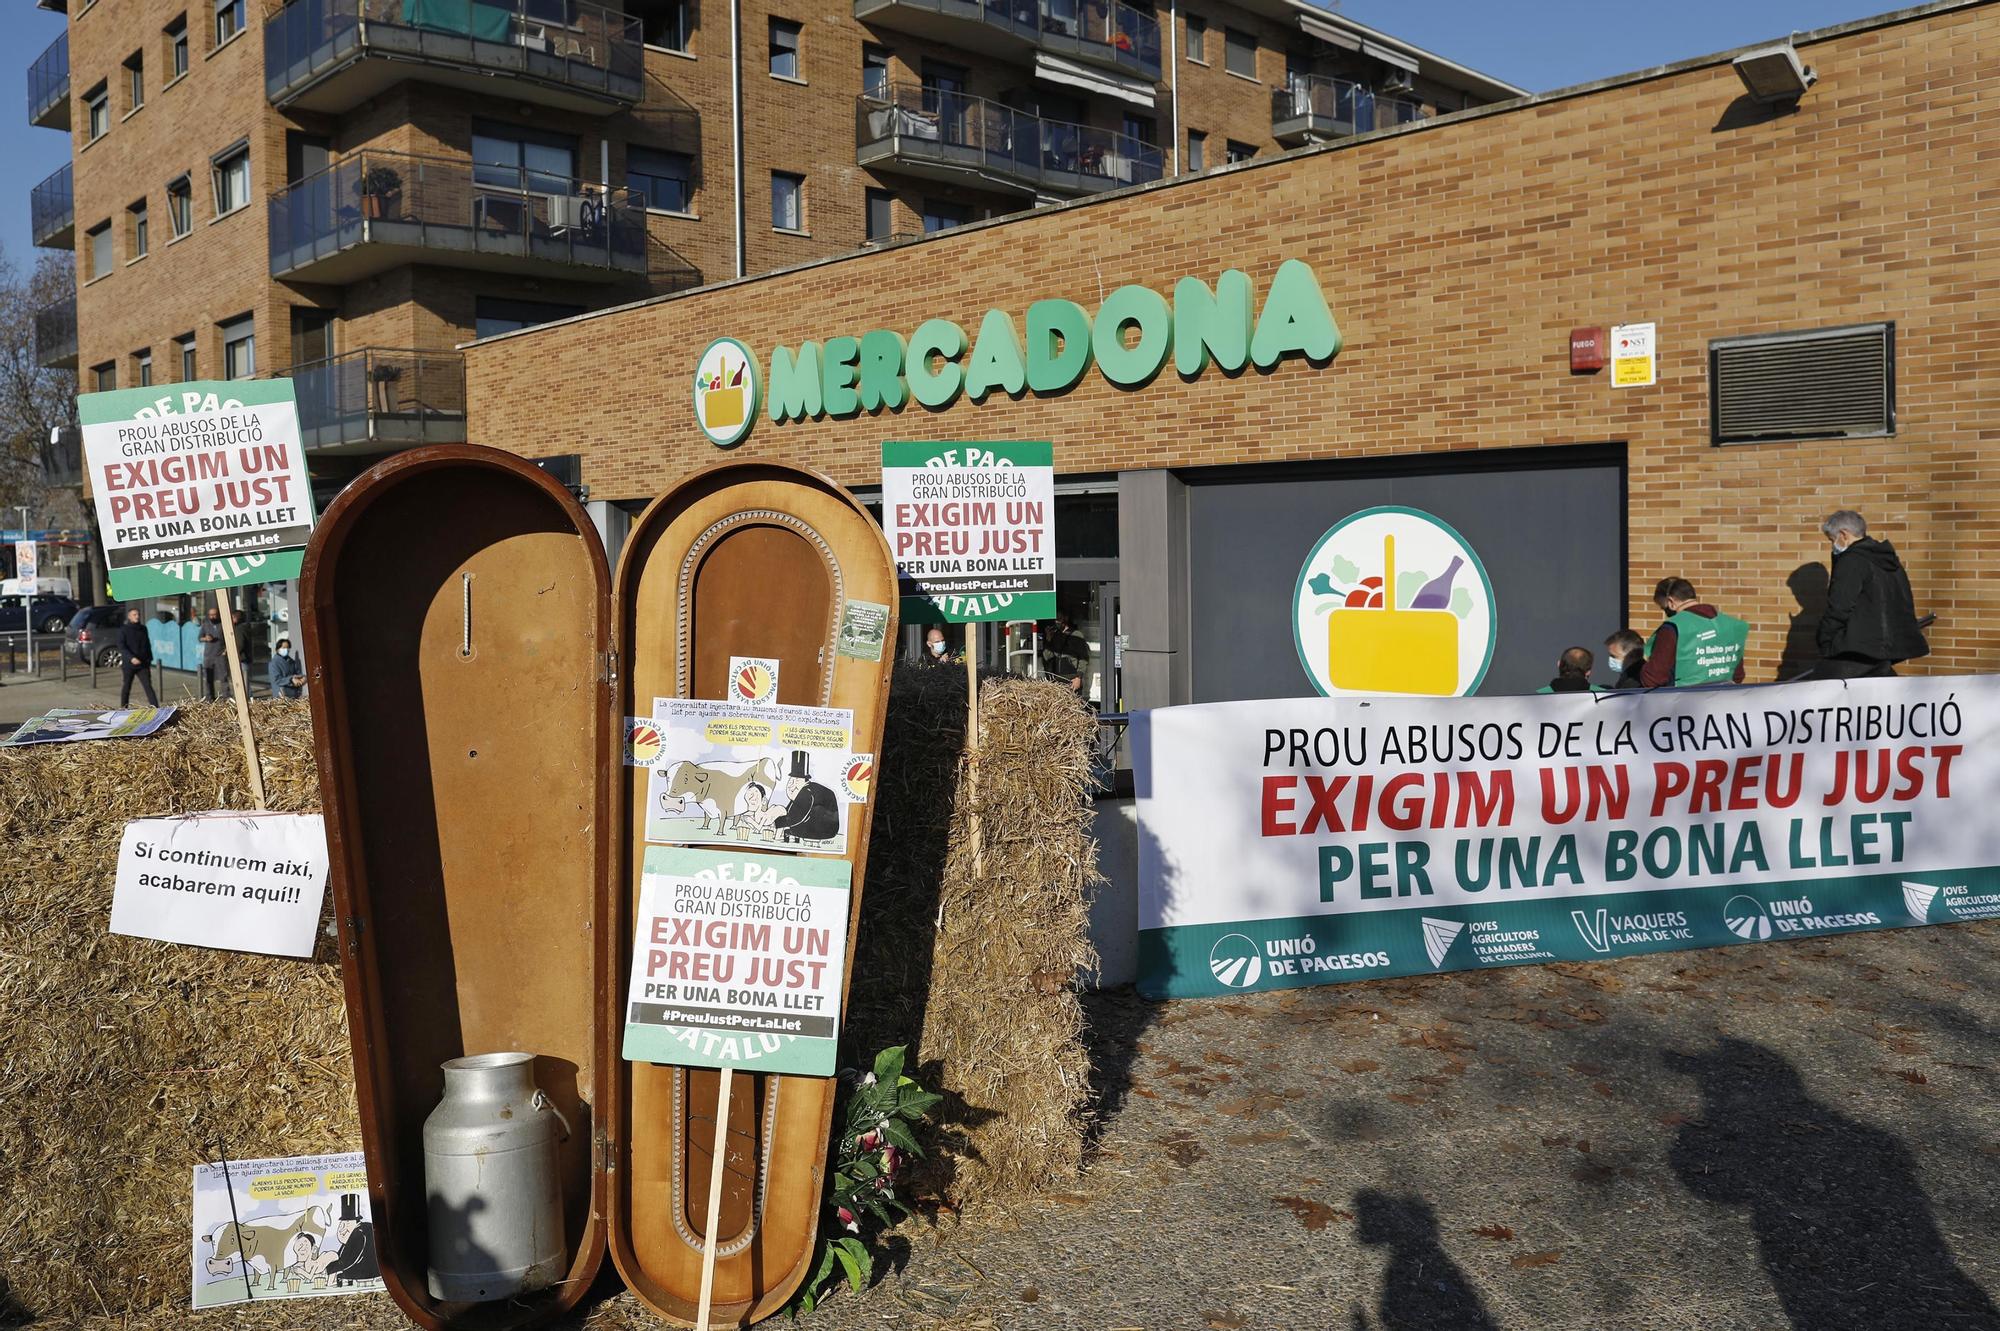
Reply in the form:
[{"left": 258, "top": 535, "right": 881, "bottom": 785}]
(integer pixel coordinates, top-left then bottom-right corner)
[
  {"left": 646, "top": 697, "right": 859, "bottom": 857},
  {"left": 1, "top": 705, "right": 176, "bottom": 747},
  {"left": 191, "top": 1152, "right": 382, "bottom": 1308}
]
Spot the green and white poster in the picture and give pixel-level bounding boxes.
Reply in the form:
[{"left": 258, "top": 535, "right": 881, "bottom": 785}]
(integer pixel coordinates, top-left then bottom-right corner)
[
  {"left": 1137, "top": 675, "right": 1994, "bottom": 999},
  {"left": 880, "top": 441, "right": 1054, "bottom": 623},
  {"left": 622, "top": 847, "right": 851, "bottom": 1076},
  {"left": 78, "top": 380, "right": 315, "bottom": 599}
]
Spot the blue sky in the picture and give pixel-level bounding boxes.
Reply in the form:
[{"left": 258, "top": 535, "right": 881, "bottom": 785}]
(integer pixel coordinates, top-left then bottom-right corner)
[{"left": 0, "top": 1, "right": 1902, "bottom": 261}]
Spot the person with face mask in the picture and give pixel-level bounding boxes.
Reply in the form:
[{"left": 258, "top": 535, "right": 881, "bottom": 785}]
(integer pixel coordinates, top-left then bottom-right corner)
[
  {"left": 918, "top": 625, "right": 959, "bottom": 666},
  {"left": 1602, "top": 629, "right": 1646, "bottom": 689},
  {"left": 197, "top": 606, "right": 233, "bottom": 701},
  {"left": 1640, "top": 578, "right": 1748, "bottom": 688},
  {"left": 1814, "top": 510, "right": 1928, "bottom": 679},
  {"left": 268, "top": 636, "right": 305, "bottom": 699}
]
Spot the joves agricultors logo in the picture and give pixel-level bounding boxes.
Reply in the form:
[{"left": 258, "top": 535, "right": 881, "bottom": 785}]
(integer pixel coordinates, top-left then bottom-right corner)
[
  {"left": 1293, "top": 507, "right": 1496, "bottom": 698},
  {"left": 692, "top": 338, "right": 760, "bottom": 448}
]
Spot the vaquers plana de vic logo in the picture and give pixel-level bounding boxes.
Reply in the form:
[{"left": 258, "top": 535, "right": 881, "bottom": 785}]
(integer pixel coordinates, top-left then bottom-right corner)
[
  {"left": 692, "top": 337, "right": 760, "bottom": 448},
  {"left": 1292, "top": 506, "right": 1496, "bottom": 697}
]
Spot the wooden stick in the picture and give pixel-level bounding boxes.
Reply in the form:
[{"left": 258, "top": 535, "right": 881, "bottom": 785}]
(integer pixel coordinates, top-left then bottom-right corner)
[
  {"left": 964, "top": 629, "right": 981, "bottom": 877},
  {"left": 694, "top": 1065, "right": 734, "bottom": 1330},
  {"left": 215, "top": 590, "right": 268, "bottom": 811}
]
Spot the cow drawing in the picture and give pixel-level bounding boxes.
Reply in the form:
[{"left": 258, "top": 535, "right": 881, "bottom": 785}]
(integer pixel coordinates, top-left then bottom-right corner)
[
  {"left": 660, "top": 758, "right": 781, "bottom": 838},
  {"left": 201, "top": 1205, "right": 331, "bottom": 1290}
]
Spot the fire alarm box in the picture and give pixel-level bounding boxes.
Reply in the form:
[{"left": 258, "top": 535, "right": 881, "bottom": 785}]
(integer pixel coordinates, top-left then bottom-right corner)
[{"left": 1570, "top": 326, "right": 1607, "bottom": 373}]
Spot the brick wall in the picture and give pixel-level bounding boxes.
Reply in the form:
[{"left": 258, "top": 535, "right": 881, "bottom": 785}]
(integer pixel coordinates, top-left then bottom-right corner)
[{"left": 464, "top": 2, "right": 2000, "bottom": 679}]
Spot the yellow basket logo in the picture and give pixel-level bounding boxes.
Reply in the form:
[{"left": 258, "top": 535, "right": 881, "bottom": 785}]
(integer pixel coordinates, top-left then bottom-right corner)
[
  {"left": 693, "top": 337, "right": 760, "bottom": 448},
  {"left": 1292, "top": 507, "right": 1495, "bottom": 697}
]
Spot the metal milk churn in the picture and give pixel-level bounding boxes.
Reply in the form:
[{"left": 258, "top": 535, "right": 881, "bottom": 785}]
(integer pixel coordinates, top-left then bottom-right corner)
[{"left": 423, "top": 1052, "right": 568, "bottom": 1301}]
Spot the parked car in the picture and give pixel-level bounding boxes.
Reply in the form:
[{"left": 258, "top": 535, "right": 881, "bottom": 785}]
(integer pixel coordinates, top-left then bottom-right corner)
[
  {"left": 0, "top": 593, "right": 81, "bottom": 636},
  {"left": 66, "top": 604, "right": 129, "bottom": 665}
]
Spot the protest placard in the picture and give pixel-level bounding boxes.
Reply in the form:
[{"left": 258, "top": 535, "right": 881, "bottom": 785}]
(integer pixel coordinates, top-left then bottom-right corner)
[
  {"left": 880, "top": 441, "right": 1054, "bottom": 623},
  {"left": 646, "top": 697, "right": 860, "bottom": 856},
  {"left": 191, "top": 1151, "right": 380, "bottom": 1308},
  {"left": 621, "top": 847, "right": 851, "bottom": 1076},
  {"left": 1137, "top": 676, "right": 1998, "bottom": 998},
  {"left": 111, "top": 812, "right": 329, "bottom": 958},
  {"left": 2, "top": 706, "right": 175, "bottom": 747}
]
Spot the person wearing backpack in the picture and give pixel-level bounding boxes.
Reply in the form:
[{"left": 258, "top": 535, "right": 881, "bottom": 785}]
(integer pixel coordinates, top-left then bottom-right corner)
[{"left": 1815, "top": 511, "right": 1929, "bottom": 679}]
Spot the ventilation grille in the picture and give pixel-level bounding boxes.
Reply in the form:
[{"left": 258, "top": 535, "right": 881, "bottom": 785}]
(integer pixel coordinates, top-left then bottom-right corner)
[{"left": 1711, "top": 324, "right": 1893, "bottom": 445}]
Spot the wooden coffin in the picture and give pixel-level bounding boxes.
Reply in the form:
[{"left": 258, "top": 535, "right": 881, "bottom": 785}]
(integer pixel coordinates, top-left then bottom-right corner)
[
  {"left": 305, "top": 447, "right": 896, "bottom": 1329},
  {"left": 608, "top": 461, "right": 896, "bottom": 1326}
]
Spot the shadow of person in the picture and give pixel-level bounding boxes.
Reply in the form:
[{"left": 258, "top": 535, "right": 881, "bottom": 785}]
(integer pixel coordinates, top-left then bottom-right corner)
[
  {"left": 1668, "top": 1038, "right": 2000, "bottom": 1330},
  {"left": 1351, "top": 1189, "right": 1504, "bottom": 1331},
  {"left": 1777, "top": 562, "right": 1830, "bottom": 681}
]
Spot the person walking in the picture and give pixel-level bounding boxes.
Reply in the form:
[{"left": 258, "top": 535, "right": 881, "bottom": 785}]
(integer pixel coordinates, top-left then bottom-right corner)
[
  {"left": 1040, "top": 612, "right": 1090, "bottom": 697},
  {"left": 197, "top": 606, "right": 232, "bottom": 701},
  {"left": 1641, "top": 579, "right": 1748, "bottom": 688},
  {"left": 268, "top": 636, "right": 305, "bottom": 699},
  {"left": 1537, "top": 647, "right": 1602, "bottom": 693},
  {"left": 1603, "top": 629, "right": 1646, "bottom": 689},
  {"left": 117, "top": 606, "right": 158, "bottom": 707},
  {"left": 1814, "top": 511, "right": 1929, "bottom": 679}
]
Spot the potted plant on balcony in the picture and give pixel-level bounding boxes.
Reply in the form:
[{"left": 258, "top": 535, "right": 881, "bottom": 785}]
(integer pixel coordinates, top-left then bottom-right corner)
[{"left": 356, "top": 164, "right": 403, "bottom": 220}]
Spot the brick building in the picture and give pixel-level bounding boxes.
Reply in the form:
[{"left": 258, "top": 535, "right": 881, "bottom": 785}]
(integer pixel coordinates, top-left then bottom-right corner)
[
  {"left": 25, "top": 0, "right": 1513, "bottom": 500},
  {"left": 460, "top": 0, "right": 1994, "bottom": 704}
]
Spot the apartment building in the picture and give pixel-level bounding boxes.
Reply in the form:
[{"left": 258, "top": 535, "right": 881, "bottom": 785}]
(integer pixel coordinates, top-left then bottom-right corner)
[{"left": 27, "top": 0, "right": 1516, "bottom": 486}]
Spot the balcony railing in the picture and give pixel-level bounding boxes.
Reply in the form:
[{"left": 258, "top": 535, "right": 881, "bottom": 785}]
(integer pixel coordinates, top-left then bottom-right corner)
[
  {"left": 265, "top": 0, "right": 642, "bottom": 112},
  {"left": 271, "top": 347, "right": 467, "bottom": 451},
  {"left": 854, "top": 0, "right": 1159, "bottom": 81},
  {"left": 1272, "top": 76, "right": 1424, "bottom": 143},
  {"left": 35, "top": 296, "right": 76, "bottom": 370},
  {"left": 31, "top": 162, "right": 72, "bottom": 249},
  {"left": 268, "top": 149, "right": 648, "bottom": 283},
  {"left": 28, "top": 31, "right": 68, "bottom": 130},
  {"left": 858, "top": 83, "right": 1164, "bottom": 199}
]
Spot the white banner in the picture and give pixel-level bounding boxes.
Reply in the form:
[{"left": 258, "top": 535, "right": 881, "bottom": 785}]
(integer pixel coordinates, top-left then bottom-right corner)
[{"left": 111, "top": 812, "right": 330, "bottom": 958}]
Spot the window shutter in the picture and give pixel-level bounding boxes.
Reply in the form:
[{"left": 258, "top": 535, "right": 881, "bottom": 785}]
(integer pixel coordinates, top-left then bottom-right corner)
[{"left": 1710, "top": 323, "right": 1893, "bottom": 444}]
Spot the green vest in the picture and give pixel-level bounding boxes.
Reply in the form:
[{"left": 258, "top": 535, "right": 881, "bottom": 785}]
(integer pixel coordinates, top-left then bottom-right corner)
[{"left": 1649, "top": 610, "right": 1748, "bottom": 685}]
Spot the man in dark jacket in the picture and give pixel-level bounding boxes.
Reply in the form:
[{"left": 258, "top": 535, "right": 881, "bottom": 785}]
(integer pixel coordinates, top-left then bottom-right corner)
[
  {"left": 1603, "top": 629, "right": 1646, "bottom": 689},
  {"left": 773, "top": 751, "right": 841, "bottom": 844},
  {"left": 1641, "top": 579, "right": 1749, "bottom": 688},
  {"left": 1816, "top": 511, "right": 1928, "bottom": 678},
  {"left": 117, "top": 607, "right": 158, "bottom": 707},
  {"left": 197, "top": 607, "right": 232, "bottom": 702}
]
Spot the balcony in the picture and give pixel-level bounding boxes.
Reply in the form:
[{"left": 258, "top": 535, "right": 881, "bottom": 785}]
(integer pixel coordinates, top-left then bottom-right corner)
[
  {"left": 28, "top": 31, "right": 67, "bottom": 130},
  {"left": 855, "top": 0, "right": 1159, "bottom": 82},
  {"left": 1272, "top": 76, "right": 1424, "bottom": 145},
  {"left": 858, "top": 84, "right": 1163, "bottom": 200},
  {"left": 265, "top": 0, "right": 641, "bottom": 114},
  {"left": 274, "top": 347, "right": 467, "bottom": 453},
  {"left": 35, "top": 296, "right": 76, "bottom": 370},
  {"left": 268, "top": 150, "right": 647, "bottom": 284},
  {"left": 31, "top": 163, "right": 72, "bottom": 249}
]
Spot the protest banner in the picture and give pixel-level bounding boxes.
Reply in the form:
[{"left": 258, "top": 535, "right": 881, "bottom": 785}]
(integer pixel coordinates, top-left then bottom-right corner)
[
  {"left": 880, "top": 441, "right": 1055, "bottom": 624},
  {"left": 2, "top": 705, "right": 175, "bottom": 747},
  {"left": 622, "top": 847, "right": 852, "bottom": 1075},
  {"left": 646, "top": 696, "right": 861, "bottom": 856},
  {"left": 111, "top": 812, "right": 330, "bottom": 958},
  {"left": 1136, "top": 676, "right": 1997, "bottom": 999},
  {"left": 191, "top": 1151, "right": 380, "bottom": 1308}
]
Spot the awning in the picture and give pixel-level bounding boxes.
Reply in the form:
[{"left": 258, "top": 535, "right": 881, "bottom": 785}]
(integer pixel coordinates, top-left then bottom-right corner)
[
  {"left": 1033, "top": 51, "right": 1157, "bottom": 109},
  {"left": 1296, "top": 13, "right": 1359, "bottom": 51},
  {"left": 1360, "top": 39, "right": 1419, "bottom": 74}
]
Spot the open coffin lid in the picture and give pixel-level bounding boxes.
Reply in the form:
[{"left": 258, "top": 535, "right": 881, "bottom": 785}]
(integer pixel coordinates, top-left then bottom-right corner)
[{"left": 303, "top": 446, "right": 898, "bottom": 1329}]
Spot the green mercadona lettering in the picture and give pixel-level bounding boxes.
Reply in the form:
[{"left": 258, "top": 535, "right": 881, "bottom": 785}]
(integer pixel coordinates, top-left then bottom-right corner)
[{"left": 762, "top": 258, "right": 1339, "bottom": 423}]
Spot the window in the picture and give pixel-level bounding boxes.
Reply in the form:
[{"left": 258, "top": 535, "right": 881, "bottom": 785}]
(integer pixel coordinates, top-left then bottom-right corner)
[
  {"left": 167, "top": 175, "right": 193, "bottom": 238},
  {"left": 176, "top": 332, "right": 196, "bottom": 380},
  {"left": 1225, "top": 138, "right": 1255, "bottom": 163},
  {"left": 92, "top": 363, "right": 116, "bottom": 393},
  {"left": 128, "top": 199, "right": 149, "bottom": 258},
  {"left": 862, "top": 44, "right": 889, "bottom": 98},
  {"left": 220, "top": 314, "right": 254, "bottom": 379},
  {"left": 85, "top": 83, "right": 109, "bottom": 141},
  {"left": 125, "top": 51, "right": 144, "bottom": 111},
  {"left": 1223, "top": 27, "right": 1255, "bottom": 79},
  {"left": 211, "top": 143, "right": 250, "bottom": 215},
  {"left": 214, "top": 0, "right": 244, "bottom": 46},
  {"left": 1185, "top": 14, "right": 1205, "bottom": 63},
  {"left": 638, "top": 0, "right": 691, "bottom": 50},
  {"left": 472, "top": 120, "right": 577, "bottom": 194},
  {"left": 86, "top": 222, "right": 112, "bottom": 280},
  {"left": 627, "top": 146, "right": 692, "bottom": 213},
  {"left": 1710, "top": 323, "right": 1895, "bottom": 444},
  {"left": 135, "top": 350, "right": 153, "bottom": 387},
  {"left": 474, "top": 297, "right": 585, "bottom": 339},
  {"left": 922, "top": 199, "right": 967, "bottom": 234},
  {"left": 768, "top": 19, "right": 799, "bottom": 79},
  {"left": 1122, "top": 113, "right": 1155, "bottom": 146},
  {"left": 865, "top": 188, "right": 894, "bottom": 241},
  {"left": 166, "top": 15, "right": 189, "bottom": 79},
  {"left": 1186, "top": 129, "right": 1205, "bottom": 171},
  {"left": 770, "top": 171, "right": 803, "bottom": 231}
]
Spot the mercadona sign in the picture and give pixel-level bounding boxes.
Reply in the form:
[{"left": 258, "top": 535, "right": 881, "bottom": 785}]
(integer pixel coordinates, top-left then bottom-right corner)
[{"left": 1136, "top": 675, "right": 1994, "bottom": 999}]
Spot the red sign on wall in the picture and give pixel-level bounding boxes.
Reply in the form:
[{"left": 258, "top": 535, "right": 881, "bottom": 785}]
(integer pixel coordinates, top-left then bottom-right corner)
[{"left": 1570, "top": 326, "right": 1607, "bottom": 373}]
